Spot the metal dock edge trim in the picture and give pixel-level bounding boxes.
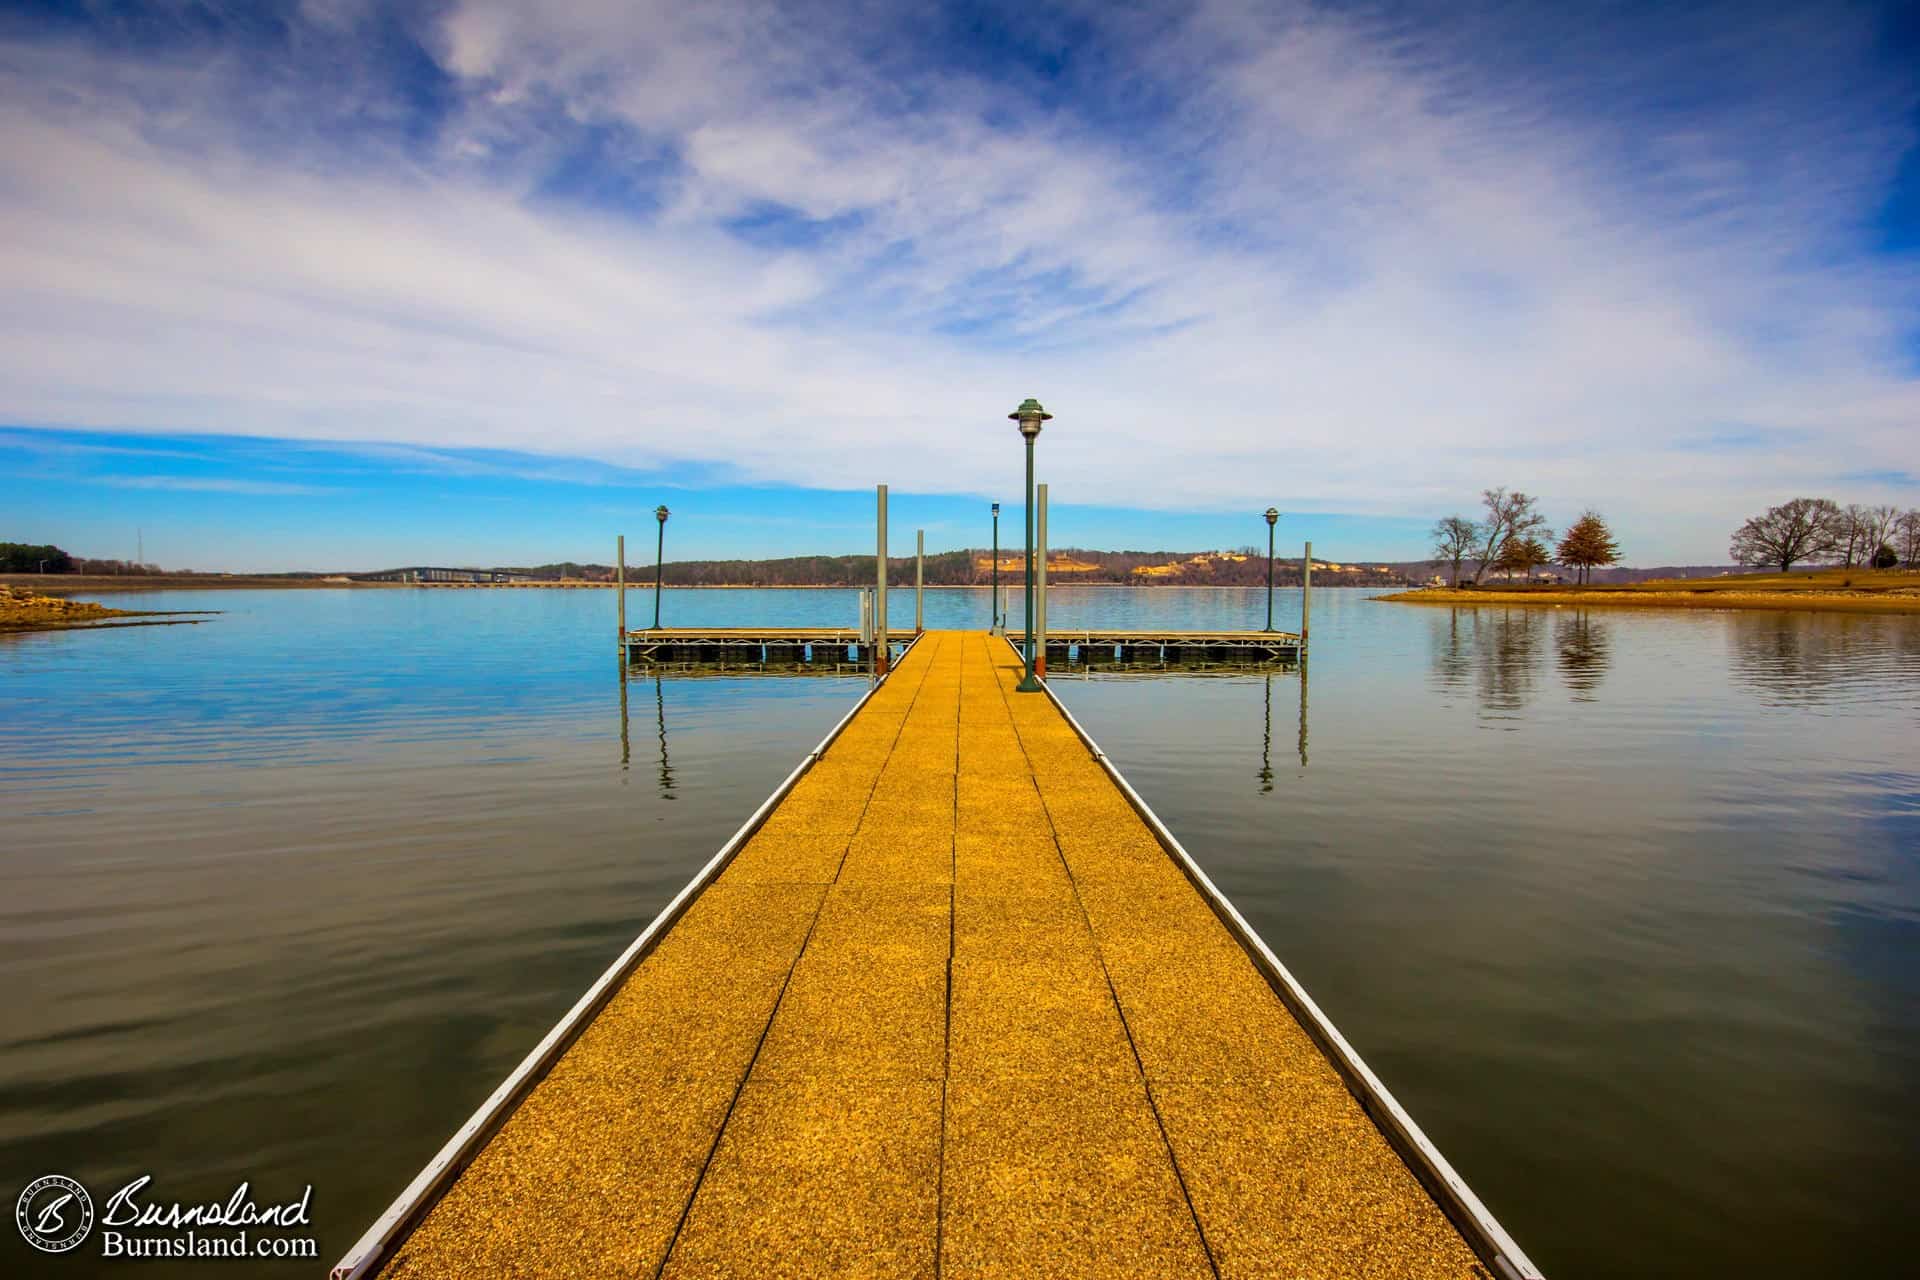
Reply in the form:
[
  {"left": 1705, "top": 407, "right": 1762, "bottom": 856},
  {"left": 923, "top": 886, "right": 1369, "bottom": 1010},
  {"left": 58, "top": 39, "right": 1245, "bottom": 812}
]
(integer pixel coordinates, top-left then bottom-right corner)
[
  {"left": 1028, "top": 648, "right": 1543, "bottom": 1280},
  {"left": 329, "top": 636, "right": 922, "bottom": 1280}
]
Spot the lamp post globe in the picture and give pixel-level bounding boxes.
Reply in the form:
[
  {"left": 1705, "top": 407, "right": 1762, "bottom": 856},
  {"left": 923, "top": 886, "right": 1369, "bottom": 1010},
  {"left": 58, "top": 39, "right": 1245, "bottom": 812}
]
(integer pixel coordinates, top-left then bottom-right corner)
[
  {"left": 1009, "top": 399, "right": 1052, "bottom": 692},
  {"left": 1263, "top": 507, "right": 1280, "bottom": 632},
  {"left": 652, "top": 505, "right": 670, "bottom": 630}
]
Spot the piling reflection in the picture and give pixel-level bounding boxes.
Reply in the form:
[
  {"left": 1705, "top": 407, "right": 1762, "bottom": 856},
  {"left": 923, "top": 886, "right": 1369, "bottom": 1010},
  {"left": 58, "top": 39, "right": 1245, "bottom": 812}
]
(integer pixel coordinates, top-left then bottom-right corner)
[
  {"left": 1255, "top": 659, "right": 1309, "bottom": 791},
  {"left": 618, "top": 654, "right": 630, "bottom": 769},
  {"left": 617, "top": 662, "right": 678, "bottom": 798},
  {"left": 1297, "top": 653, "right": 1309, "bottom": 768}
]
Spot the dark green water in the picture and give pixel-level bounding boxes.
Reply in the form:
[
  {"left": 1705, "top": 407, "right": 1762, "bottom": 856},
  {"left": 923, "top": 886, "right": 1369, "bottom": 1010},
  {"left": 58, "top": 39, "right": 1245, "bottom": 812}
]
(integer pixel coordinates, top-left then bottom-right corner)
[{"left": 1, "top": 587, "right": 1914, "bottom": 1277}]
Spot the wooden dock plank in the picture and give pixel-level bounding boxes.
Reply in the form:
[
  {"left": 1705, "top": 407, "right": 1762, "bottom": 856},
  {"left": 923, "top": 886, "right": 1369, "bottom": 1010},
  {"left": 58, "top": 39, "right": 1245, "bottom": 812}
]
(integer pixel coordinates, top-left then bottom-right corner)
[{"left": 371, "top": 630, "right": 1488, "bottom": 1280}]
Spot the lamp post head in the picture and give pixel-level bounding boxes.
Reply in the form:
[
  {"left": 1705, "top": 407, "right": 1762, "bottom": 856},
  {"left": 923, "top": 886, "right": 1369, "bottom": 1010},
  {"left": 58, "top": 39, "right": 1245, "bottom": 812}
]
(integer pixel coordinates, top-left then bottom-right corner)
[
  {"left": 1265, "top": 507, "right": 1279, "bottom": 527},
  {"left": 1009, "top": 397, "right": 1051, "bottom": 441},
  {"left": 655, "top": 505, "right": 670, "bottom": 524}
]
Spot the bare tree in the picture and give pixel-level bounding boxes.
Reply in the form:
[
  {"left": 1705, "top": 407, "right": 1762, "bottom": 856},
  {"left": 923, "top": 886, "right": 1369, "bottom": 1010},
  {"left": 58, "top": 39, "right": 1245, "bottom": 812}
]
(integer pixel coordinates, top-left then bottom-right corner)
[
  {"left": 1859, "top": 505, "right": 1901, "bottom": 568},
  {"left": 1430, "top": 515, "right": 1478, "bottom": 586},
  {"left": 1471, "top": 488, "right": 1551, "bottom": 584},
  {"left": 1729, "top": 498, "right": 1842, "bottom": 571},
  {"left": 1897, "top": 510, "right": 1920, "bottom": 570},
  {"left": 1833, "top": 504, "right": 1873, "bottom": 566}
]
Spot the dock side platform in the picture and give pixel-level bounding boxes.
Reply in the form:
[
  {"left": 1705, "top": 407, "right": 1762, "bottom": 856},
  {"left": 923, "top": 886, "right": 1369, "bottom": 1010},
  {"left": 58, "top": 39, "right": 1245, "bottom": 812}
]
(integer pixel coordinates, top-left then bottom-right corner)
[{"left": 343, "top": 630, "right": 1531, "bottom": 1280}]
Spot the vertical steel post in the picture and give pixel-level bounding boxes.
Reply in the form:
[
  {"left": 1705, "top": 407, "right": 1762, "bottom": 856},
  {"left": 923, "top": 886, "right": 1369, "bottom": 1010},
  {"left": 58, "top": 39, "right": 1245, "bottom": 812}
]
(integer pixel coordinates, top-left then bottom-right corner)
[
  {"left": 1036, "top": 483, "right": 1048, "bottom": 677},
  {"left": 876, "top": 485, "right": 889, "bottom": 674},
  {"left": 915, "top": 529, "right": 924, "bottom": 634},
  {"left": 616, "top": 534, "right": 626, "bottom": 646},
  {"left": 1302, "top": 540, "right": 1312, "bottom": 650},
  {"left": 991, "top": 503, "right": 1001, "bottom": 635}
]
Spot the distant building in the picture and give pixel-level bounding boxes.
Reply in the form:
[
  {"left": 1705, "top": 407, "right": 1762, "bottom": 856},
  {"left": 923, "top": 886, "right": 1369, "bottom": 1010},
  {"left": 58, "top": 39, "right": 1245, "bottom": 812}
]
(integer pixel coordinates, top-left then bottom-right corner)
[{"left": 356, "top": 566, "right": 536, "bottom": 583}]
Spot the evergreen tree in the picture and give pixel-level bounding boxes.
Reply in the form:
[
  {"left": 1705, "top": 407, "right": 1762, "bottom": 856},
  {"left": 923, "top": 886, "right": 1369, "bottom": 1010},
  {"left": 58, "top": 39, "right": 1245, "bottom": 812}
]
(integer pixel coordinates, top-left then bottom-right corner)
[{"left": 1556, "top": 511, "right": 1622, "bottom": 584}]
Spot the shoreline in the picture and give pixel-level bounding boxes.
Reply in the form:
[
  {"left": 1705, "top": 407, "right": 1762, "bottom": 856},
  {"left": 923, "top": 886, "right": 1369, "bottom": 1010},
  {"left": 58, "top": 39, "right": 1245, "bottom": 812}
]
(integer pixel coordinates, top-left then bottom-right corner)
[
  {"left": 1375, "top": 587, "right": 1920, "bottom": 615},
  {"left": 6, "top": 574, "right": 1393, "bottom": 594}
]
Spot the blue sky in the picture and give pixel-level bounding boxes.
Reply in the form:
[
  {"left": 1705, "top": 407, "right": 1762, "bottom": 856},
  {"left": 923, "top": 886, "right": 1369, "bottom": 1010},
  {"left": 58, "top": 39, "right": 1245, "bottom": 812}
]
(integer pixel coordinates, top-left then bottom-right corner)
[
  {"left": 1, "top": 0, "right": 1916, "bottom": 570},
  {"left": 3, "top": 426, "right": 1426, "bottom": 570}
]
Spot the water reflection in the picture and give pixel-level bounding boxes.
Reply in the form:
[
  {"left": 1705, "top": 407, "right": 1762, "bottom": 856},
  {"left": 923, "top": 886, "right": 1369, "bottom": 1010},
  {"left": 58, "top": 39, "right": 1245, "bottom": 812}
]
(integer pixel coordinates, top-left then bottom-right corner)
[
  {"left": 1298, "top": 654, "right": 1309, "bottom": 768},
  {"left": 1728, "top": 611, "right": 1920, "bottom": 706},
  {"left": 1553, "top": 611, "right": 1612, "bottom": 701},
  {"left": 617, "top": 663, "right": 679, "bottom": 798},
  {"left": 1257, "top": 661, "right": 1309, "bottom": 790},
  {"left": 1427, "top": 607, "right": 1621, "bottom": 715},
  {"left": 654, "top": 672, "right": 676, "bottom": 799},
  {"left": 1430, "top": 608, "right": 1549, "bottom": 721}
]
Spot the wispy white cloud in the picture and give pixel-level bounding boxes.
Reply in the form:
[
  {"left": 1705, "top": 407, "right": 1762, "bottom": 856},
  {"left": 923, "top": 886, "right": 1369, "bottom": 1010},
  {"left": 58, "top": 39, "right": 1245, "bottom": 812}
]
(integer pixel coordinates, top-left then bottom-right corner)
[
  {"left": 98, "top": 475, "right": 336, "bottom": 496},
  {"left": 0, "top": 0, "right": 1915, "bottom": 560}
]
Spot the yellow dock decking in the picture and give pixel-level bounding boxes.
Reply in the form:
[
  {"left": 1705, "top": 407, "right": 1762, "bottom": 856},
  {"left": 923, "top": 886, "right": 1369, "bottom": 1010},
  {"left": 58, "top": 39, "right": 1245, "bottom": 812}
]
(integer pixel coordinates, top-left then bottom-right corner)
[{"left": 371, "top": 632, "right": 1491, "bottom": 1279}]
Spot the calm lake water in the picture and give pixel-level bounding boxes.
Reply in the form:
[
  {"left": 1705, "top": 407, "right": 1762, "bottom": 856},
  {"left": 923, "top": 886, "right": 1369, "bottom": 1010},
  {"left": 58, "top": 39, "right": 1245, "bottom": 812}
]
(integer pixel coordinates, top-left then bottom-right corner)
[{"left": 2, "top": 586, "right": 1915, "bottom": 1277}]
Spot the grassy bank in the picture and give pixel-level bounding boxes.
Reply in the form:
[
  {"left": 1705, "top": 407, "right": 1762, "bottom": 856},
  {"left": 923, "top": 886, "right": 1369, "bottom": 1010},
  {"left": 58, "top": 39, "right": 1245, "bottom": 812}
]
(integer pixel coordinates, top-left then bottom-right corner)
[{"left": 1377, "top": 568, "right": 1920, "bottom": 614}]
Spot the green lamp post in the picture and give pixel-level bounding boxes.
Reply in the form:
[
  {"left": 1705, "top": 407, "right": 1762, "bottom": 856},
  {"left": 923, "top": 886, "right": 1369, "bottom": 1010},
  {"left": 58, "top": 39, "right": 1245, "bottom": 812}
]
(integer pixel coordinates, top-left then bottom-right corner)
[
  {"left": 1010, "top": 398, "right": 1051, "bottom": 692},
  {"left": 1263, "top": 507, "right": 1280, "bottom": 632},
  {"left": 652, "top": 505, "right": 669, "bottom": 629}
]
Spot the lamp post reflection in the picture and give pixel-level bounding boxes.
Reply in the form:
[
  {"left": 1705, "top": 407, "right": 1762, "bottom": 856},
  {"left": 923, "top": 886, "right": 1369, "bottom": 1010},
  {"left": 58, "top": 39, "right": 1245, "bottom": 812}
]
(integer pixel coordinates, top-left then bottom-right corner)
[
  {"left": 654, "top": 672, "right": 676, "bottom": 799},
  {"left": 1259, "top": 672, "right": 1274, "bottom": 792}
]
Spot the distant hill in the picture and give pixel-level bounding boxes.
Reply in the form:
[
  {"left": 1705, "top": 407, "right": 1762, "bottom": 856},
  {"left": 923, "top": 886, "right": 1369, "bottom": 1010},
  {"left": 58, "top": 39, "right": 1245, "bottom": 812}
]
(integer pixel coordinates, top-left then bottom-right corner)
[{"left": 361, "top": 549, "right": 1413, "bottom": 588}]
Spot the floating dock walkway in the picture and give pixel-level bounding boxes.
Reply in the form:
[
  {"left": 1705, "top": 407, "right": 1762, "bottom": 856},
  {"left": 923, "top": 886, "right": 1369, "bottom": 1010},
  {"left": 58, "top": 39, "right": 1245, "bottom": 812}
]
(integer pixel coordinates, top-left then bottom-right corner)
[
  {"left": 623, "top": 626, "right": 1302, "bottom": 666},
  {"left": 625, "top": 626, "right": 878, "bottom": 663},
  {"left": 339, "top": 631, "right": 1534, "bottom": 1280}
]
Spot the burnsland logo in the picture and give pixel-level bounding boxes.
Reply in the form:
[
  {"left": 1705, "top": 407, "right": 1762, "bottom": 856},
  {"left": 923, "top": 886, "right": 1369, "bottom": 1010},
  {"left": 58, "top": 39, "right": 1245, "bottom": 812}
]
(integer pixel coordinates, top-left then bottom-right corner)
[
  {"left": 16, "top": 1174, "right": 95, "bottom": 1254},
  {"left": 15, "top": 1173, "right": 319, "bottom": 1261}
]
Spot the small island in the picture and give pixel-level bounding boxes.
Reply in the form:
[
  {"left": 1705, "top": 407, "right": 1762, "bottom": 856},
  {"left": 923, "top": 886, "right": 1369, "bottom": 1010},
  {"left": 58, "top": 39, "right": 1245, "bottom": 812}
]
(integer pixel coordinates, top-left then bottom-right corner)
[
  {"left": 0, "top": 583, "right": 140, "bottom": 631},
  {"left": 0, "top": 584, "right": 211, "bottom": 633}
]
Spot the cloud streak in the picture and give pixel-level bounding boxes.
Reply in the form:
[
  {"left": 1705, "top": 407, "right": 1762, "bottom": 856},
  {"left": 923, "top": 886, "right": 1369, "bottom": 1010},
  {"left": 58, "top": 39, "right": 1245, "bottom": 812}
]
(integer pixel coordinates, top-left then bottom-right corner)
[{"left": 0, "top": 0, "right": 1915, "bottom": 560}]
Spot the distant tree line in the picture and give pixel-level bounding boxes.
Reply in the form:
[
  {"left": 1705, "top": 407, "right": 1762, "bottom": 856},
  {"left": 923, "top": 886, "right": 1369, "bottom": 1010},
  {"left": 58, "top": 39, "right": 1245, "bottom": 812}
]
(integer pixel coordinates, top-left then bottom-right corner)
[
  {"left": 0, "top": 543, "right": 177, "bottom": 575},
  {"left": 1428, "top": 490, "right": 1622, "bottom": 585},
  {"left": 1730, "top": 499, "right": 1920, "bottom": 572}
]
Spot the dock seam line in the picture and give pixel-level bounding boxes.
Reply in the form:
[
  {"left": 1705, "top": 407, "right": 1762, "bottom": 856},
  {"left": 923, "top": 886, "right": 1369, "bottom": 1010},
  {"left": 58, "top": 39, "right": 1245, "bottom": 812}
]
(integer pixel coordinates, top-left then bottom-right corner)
[
  {"left": 654, "top": 633, "right": 943, "bottom": 1277},
  {"left": 1029, "top": 643, "right": 1542, "bottom": 1280},
  {"left": 648, "top": 905, "right": 829, "bottom": 1280},
  {"left": 934, "top": 634, "right": 960, "bottom": 1278},
  {"left": 329, "top": 635, "right": 924, "bottom": 1280},
  {"left": 989, "top": 636, "right": 1222, "bottom": 1280}
]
